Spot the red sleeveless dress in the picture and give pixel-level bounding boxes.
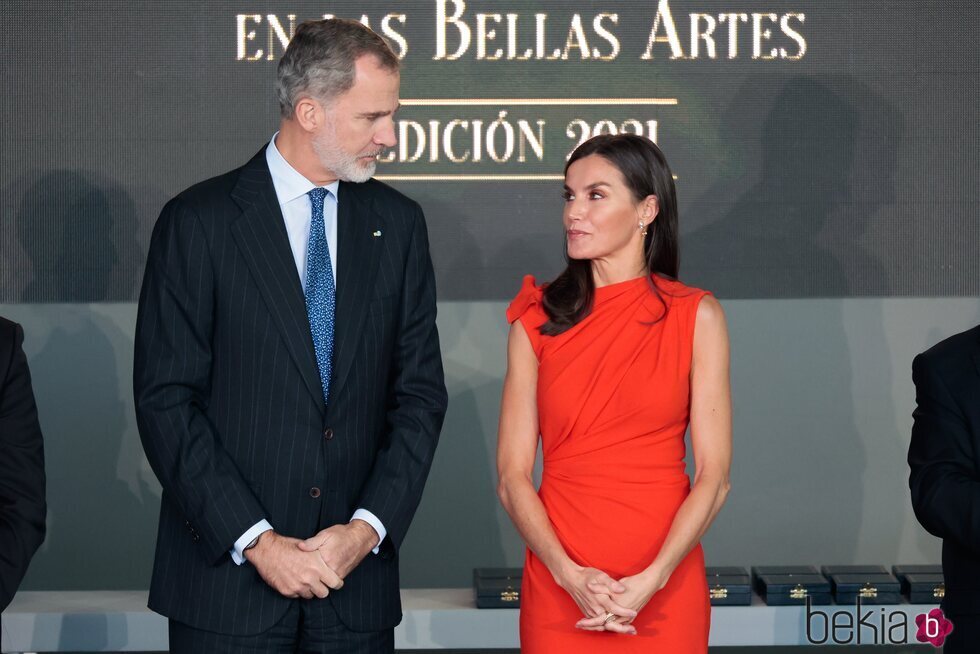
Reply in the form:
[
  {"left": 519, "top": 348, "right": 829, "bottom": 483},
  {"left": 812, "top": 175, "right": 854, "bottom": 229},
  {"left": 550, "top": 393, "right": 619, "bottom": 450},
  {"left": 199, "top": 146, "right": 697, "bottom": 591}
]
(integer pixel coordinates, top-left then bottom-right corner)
[{"left": 506, "top": 274, "right": 711, "bottom": 653}]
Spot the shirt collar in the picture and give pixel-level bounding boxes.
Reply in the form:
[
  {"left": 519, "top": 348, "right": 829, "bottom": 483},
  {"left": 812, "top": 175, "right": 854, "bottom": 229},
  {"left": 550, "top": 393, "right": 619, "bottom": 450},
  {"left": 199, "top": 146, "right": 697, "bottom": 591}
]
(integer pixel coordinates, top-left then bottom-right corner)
[{"left": 266, "top": 132, "right": 340, "bottom": 204}]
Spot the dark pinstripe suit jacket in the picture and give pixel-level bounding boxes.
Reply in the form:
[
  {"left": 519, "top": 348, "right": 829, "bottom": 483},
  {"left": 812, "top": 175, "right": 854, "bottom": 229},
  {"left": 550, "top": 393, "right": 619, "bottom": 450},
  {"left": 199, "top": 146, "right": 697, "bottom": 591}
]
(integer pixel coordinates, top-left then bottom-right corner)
[
  {"left": 0, "top": 317, "right": 46, "bottom": 612},
  {"left": 134, "top": 146, "right": 447, "bottom": 635}
]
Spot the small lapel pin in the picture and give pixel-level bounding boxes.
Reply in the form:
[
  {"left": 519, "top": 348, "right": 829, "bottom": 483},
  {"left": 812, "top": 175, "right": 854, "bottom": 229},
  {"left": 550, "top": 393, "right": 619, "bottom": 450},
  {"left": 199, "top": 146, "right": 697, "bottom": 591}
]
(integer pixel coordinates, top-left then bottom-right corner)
[{"left": 373, "top": 230, "right": 382, "bottom": 237}]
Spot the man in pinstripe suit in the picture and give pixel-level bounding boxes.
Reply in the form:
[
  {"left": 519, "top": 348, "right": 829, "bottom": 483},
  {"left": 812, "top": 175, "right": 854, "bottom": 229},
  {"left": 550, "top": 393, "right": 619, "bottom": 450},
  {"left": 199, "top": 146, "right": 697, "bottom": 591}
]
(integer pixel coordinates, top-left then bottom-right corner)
[
  {"left": 134, "top": 19, "right": 447, "bottom": 652},
  {"left": 0, "top": 317, "right": 46, "bottom": 614}
]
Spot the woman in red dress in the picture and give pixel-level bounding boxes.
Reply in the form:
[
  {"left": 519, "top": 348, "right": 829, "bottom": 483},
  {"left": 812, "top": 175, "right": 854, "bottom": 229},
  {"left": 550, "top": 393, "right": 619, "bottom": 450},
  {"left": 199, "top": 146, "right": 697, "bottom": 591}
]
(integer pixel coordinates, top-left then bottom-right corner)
[{"left": 497, "top": 134, "right": 732, "bottom": 652}]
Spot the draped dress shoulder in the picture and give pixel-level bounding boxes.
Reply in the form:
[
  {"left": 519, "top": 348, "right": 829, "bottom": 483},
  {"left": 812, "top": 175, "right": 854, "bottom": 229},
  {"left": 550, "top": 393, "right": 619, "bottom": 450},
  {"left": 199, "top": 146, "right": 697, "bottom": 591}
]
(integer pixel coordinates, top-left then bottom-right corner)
[{"left": 506, "top": 273, "right": 712, "bottom": 653}]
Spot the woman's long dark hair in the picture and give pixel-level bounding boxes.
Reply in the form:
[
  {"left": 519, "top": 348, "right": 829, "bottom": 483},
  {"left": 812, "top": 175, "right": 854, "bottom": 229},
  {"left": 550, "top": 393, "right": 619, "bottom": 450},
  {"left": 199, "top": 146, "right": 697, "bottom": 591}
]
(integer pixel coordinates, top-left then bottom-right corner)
[{"left": 541, "top": 134, "right": 679, "bottom": 336}]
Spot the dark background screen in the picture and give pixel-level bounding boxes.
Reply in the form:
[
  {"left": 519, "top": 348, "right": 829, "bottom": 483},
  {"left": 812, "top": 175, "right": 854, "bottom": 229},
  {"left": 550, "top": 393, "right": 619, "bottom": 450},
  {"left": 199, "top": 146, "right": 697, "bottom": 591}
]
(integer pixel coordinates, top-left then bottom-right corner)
[{"left": 2, "top": 1, "right": 977, "bottom": 301}]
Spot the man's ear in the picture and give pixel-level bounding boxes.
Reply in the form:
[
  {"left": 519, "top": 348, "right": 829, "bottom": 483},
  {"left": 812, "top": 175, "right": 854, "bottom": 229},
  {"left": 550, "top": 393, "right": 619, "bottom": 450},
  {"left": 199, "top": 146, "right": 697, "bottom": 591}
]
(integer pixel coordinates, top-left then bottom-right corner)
[{"left": 293, "top": 96, "right": 324, "bottom": 133}]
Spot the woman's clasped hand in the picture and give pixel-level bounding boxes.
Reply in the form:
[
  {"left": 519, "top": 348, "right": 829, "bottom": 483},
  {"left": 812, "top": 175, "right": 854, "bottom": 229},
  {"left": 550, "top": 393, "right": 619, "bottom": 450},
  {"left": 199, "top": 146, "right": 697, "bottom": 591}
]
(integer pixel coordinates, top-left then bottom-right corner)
[{"left": 558, "top": 565, "right": 669, "bottom": 635}]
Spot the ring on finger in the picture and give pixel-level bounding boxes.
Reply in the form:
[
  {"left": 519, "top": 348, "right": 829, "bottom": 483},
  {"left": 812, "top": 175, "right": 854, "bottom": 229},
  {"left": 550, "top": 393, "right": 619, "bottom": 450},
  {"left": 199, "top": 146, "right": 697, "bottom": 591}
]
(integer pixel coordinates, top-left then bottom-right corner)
[{"left": 602, "top": 612, "right": 616, "bottom": 625}]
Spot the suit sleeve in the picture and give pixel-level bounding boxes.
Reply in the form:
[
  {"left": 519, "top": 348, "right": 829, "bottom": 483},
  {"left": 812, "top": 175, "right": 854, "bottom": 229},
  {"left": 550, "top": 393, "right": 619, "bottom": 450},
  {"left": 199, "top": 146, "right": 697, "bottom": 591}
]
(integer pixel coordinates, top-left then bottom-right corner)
[
  {"left": 908, "top": 352, "right": 980, "bottom": 555},
  {"left": 356, "top": 205, "right": 448, "bottom": 554},
  {"left": 134, "top": 197, "right": 266, "bottom": 564},
  {"left": 0, "top": 322, "right": 46, "bottom": 611}
]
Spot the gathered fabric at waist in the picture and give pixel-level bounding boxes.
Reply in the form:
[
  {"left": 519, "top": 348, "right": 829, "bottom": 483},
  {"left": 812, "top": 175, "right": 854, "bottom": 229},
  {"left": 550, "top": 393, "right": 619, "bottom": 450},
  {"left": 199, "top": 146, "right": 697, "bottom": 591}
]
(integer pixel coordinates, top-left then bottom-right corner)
[
  {"left": 542, "top": 459, "right": 689, "bottom": 491},
  {"left": 541, "top": 427, "right": 690, "bottom": 491}
]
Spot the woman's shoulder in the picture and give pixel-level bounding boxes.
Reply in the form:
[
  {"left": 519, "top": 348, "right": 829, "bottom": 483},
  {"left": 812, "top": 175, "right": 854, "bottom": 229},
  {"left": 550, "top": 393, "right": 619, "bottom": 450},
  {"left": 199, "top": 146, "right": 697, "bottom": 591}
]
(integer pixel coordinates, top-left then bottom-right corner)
[
  {"left": 651, "top": 277, "right": 725, "bottom": 350},
  {"left": 652, "top": 276, "right": 721, "bottom": 327},
  {"left": 653, "top": 274, "right": 713, "bottom": 303},
  {"left": 506, "top": 274, "right": 546, "bottom": 325}
]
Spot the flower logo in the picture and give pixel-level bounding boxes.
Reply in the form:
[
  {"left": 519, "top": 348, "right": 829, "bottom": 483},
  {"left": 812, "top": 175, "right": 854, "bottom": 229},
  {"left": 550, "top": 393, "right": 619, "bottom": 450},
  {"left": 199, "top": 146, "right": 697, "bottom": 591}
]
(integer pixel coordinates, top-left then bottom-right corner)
[{"left": 915, "top": 608, "right": 953, "bottom": 647}]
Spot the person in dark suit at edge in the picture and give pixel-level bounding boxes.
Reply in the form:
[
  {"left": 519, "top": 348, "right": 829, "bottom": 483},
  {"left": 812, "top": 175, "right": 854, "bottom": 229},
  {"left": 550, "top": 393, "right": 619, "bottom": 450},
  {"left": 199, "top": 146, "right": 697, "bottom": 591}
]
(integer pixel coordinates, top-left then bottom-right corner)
[
  {"left": 909, "top": 323, "right": 980, "bottom": 652},
  {"left": 134, "top": 19, "right": 447, "bottom": 652},
  {"left": 0, "top": 316, "right": 46, "bottom": 613}
]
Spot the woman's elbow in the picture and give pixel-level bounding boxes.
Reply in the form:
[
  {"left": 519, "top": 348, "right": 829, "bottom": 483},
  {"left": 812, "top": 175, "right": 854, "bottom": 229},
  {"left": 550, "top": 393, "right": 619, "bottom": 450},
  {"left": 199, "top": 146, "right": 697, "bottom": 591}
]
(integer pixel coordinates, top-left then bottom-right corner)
[
  {"left": 496, "top": 470, "right": 530, "bottom": 511},
  {"left": 496, "top": 478, "right": 510, "bottom": 508},
  {"left": 715, "top": 477, "right": 732, "bottom": 514},
  {"left": 497, "top": 474, "right": 517, "bottom": 511},
  {"left": 717, "top": 478, "right": 732, "bottom": 506},
  {"left": 695, "top": 469, "right": 731, "bottom": 496},
  {"left": 705, "top": 474, "right": 731, "bottom": 511}
]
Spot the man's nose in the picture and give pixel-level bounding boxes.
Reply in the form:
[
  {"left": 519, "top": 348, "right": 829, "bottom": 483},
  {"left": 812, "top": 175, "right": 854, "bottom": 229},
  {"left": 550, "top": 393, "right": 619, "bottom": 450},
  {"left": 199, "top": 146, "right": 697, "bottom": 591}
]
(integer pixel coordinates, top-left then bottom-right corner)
[{"left": 376, "top": 117, "right": 397, "bottom": 149}]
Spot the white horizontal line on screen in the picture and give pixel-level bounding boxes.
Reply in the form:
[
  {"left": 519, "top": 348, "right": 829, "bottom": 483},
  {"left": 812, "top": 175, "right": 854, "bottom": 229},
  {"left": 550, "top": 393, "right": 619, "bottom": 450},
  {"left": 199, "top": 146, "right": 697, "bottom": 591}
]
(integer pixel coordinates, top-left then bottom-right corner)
[{"left": 399, "top": 98, "right": 678, "bottom": 106}]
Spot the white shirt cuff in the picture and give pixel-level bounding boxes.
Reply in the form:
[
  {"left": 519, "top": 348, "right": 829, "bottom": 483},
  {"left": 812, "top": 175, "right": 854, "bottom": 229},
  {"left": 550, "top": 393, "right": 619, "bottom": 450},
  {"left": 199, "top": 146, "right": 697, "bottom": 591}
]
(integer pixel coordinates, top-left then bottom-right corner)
[
  {"left": 231, "top": 519, "right": 273, "bottom": 565},
  {"left": 351, "top": 509, "right": 386, "bottom": 555}
]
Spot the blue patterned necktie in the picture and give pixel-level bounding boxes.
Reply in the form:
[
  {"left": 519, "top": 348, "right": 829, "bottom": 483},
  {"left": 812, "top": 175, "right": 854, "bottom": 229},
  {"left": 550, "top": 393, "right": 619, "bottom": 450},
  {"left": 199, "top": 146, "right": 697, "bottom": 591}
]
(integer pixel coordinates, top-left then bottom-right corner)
[{"left": 305, "top": 187, "right": 336, "bottom": 404}]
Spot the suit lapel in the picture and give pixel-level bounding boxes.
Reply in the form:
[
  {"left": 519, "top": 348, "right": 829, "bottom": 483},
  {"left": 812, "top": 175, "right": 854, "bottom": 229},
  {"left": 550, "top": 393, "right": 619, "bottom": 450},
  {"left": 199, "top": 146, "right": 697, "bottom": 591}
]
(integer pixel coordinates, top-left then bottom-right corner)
[
  {"left": 331, "top": 181, "right": 386, "bottom": 401},
  {"left": 230, "top": 148, "right": 325, "bottom": 414}
]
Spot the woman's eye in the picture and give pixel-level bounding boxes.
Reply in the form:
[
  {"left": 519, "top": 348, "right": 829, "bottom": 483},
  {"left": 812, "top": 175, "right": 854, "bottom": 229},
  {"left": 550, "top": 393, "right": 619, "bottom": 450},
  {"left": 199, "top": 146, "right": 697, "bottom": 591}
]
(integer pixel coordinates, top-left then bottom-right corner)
[
  {"left": 561, "top": 193, "right": 573, "bottom": 202},
  {"left": 589, "top": 192, "right": 603, "bottom": 200}
]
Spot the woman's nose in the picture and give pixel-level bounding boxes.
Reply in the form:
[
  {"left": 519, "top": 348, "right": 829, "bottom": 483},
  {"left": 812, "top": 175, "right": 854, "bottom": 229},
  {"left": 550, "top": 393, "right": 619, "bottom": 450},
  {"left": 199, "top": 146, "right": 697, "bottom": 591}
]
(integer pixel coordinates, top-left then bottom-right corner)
[{"left": 566, "top": 200, "right": 586, "bottom": 221}]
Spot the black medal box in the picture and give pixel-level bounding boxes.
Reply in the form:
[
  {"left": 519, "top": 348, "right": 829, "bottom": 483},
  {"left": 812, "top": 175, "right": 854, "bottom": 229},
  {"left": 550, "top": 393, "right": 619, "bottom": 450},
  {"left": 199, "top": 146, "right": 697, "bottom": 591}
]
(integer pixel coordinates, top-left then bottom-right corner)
[
  {"left": 821, "top": 565, "right": 888, "bottom": 598},
  {"left": 830, "top": 572, "right": 902, "bottom": 605},
  {"left": 904, "top": 573, "right": 946, "bottom": 604},
  {"left": 758, "top": 573, "right": 832, "bottom": 606},
  {"left": 705, "top": 566, "right": 752, "bottom": 606},
  {"left": 750, "top": 566, "right": 820, "bottom": 596},
  {"left": 473, "top": 568, "right": 522, "bottom": 609},
  {"left": 892, "top": 564, "right": 943, "bottom": 598}
]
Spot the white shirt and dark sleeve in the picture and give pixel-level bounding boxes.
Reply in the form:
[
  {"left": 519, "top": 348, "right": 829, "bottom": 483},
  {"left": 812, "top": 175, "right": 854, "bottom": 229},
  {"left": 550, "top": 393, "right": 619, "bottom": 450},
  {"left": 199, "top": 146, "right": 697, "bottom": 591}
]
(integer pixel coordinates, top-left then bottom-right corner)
[{"left": 228, "top": 133, "right": 387, "bottom": 565}]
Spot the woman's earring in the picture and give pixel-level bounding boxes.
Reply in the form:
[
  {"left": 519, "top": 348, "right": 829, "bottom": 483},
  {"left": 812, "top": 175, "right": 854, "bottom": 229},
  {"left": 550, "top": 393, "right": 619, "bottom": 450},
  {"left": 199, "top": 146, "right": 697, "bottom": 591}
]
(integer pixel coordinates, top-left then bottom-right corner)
[{"left": 639, "top": 221, "right": 648, "bottom": 237}]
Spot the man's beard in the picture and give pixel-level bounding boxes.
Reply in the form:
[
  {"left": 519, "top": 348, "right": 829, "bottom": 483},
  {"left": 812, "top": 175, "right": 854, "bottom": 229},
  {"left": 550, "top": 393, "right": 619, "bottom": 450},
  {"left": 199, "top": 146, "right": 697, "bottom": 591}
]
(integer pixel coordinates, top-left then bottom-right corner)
[{"left": 312, "top": 117, "right": 383, "bottom": 184}]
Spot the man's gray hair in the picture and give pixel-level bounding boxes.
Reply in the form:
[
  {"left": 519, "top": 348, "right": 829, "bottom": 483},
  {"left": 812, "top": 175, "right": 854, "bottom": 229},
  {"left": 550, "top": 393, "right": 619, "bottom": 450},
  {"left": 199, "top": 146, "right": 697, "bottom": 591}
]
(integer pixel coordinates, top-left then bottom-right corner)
[{"left": 276, "top": 19, "right": 400, "bottom": 118}]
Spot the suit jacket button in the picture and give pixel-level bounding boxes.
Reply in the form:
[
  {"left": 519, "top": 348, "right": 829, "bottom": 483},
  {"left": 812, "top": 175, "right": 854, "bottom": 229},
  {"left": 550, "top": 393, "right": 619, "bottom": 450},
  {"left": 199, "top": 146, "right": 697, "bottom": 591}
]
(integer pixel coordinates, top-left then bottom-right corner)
[
  {"left": 323, "top": 428, "right": 334, "bottom": 440},
  {"left": 310, "top": 487, "right": 321, "bottom": 498}
]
